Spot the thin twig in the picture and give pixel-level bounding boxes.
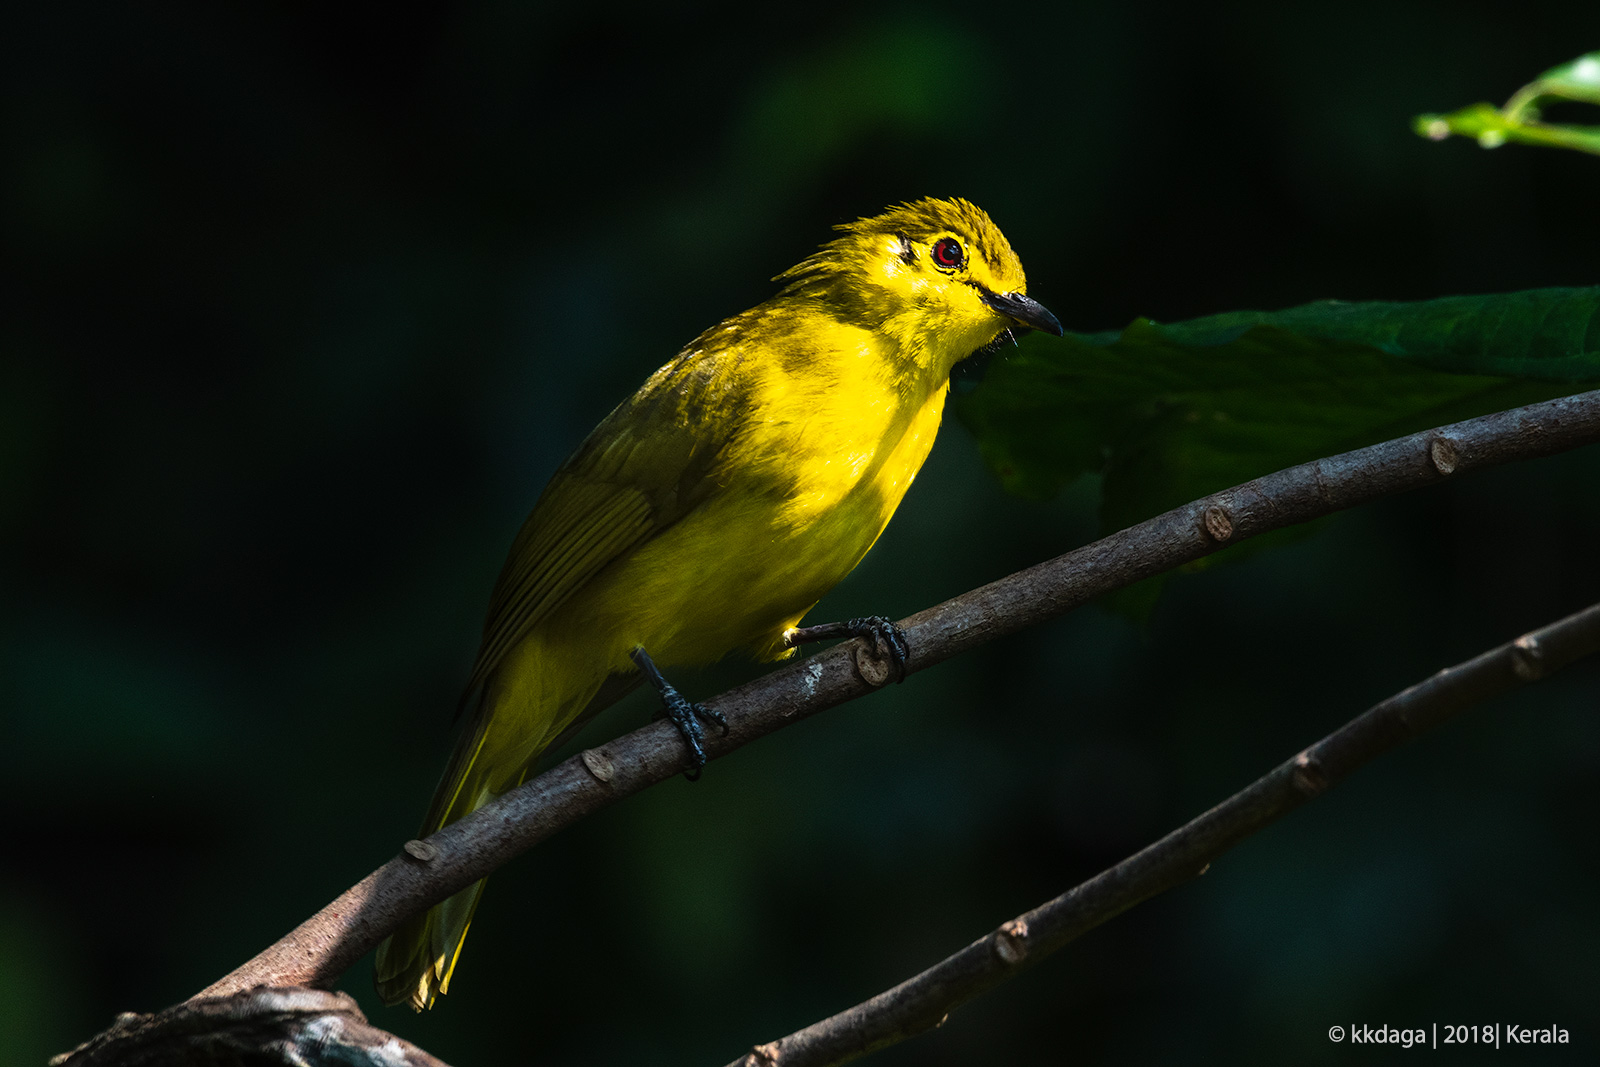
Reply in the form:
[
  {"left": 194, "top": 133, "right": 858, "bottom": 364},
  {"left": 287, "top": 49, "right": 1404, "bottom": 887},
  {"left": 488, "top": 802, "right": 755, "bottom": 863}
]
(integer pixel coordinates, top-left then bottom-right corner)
[
  {"left": 197, "top": 388, "right": 1600, "bottom": 999},
  {"left": 724, "top": 602, "right": 1600, "bottom": 1067}
]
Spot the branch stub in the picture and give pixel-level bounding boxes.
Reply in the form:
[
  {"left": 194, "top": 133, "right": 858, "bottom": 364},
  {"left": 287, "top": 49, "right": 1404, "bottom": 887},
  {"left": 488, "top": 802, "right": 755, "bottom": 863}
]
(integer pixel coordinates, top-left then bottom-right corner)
[
  {"left": 1202, "top": 505, "right": 1234, "bottom": 542},
  {"left": 1429, "top": 434, "right": 1461, "bottom": 475},
  {"left": 993, "top": 918, "right": 1031, "bottom": 965},
  {"left": 852, "top": 643, "right": 893, "bottom": 688},
  {"left": 1291, "top": 752, "right": 1329, "bottom": 796},
  {"left": 402, "top": 839, "right": 439, "bottom": 864},
  {"left": 581, "top": 748, "right": 616, "bottom": 783},
  {"left": 1511, "top": 635, "right": 1545, "bottom": 680}
]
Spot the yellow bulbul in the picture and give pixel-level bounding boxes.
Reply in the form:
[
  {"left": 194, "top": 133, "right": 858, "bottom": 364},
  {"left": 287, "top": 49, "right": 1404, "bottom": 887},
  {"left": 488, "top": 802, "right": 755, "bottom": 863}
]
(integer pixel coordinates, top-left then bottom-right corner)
[{"left": 374, "top": 197, "right": 1061, "bottom": 1009}]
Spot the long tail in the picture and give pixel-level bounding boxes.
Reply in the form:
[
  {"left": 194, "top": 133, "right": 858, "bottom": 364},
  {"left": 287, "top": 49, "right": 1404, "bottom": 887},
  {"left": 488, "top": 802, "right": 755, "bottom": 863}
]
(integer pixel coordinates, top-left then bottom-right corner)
[{"left": 374, "top": 649, "right": 613, "bottom": 1010}]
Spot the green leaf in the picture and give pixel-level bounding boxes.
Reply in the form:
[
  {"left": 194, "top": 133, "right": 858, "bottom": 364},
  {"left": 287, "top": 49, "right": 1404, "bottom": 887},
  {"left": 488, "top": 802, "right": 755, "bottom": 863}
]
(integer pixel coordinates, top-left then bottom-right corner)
[
  {"left": 953, "top": 286, "right": 1600, "bottom": 538},
  {"left": 1416, "top": 51, "right": 1600, "bottom": 156},
  {"left": 1509, "top": 51, "right": 1600, "bottom": 111}
]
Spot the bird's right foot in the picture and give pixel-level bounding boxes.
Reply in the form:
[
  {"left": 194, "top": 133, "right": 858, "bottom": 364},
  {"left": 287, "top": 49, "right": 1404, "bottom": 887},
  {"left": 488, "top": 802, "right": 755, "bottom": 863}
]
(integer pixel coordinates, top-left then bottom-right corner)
[
  {"left": 786, "top": 615, "right": 911, "bottom": 683},
  {"left": 630, "top": 646, "right": 725, "bottom": 780}
]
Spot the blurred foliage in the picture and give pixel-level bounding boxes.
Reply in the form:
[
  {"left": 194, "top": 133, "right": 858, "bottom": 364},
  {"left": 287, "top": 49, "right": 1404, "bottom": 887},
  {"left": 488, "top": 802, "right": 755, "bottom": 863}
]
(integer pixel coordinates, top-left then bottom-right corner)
[
  {"left": 1416, "top": 50, "right": 1600, "bottom": 155},
  {"left": 5, "top": 3, "right": 1600, "bottom": 1067},
  {"left": 956, "top": 286, "right": 1600, "bottom": 528}
]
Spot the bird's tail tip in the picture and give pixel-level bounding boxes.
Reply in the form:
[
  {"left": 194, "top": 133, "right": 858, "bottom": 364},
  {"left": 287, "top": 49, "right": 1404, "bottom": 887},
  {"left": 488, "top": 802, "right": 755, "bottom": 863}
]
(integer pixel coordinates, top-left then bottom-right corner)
[{"left": 374, "top": 885, "right": 481, "bottom": 1011}]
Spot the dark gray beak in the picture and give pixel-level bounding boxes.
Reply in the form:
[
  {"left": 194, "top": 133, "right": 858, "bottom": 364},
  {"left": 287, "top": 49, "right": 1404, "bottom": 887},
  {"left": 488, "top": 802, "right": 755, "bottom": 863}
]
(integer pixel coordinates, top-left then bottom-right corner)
[{"left": 980, "top": 289, "right": 1064, "bottom": 336}]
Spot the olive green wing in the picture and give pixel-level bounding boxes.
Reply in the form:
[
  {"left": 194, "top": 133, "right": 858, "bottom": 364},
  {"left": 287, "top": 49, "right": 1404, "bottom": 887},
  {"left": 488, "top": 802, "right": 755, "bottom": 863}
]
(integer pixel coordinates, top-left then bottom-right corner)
[{"left": 459, "top": 346, "right": 751, "bottom": 703}]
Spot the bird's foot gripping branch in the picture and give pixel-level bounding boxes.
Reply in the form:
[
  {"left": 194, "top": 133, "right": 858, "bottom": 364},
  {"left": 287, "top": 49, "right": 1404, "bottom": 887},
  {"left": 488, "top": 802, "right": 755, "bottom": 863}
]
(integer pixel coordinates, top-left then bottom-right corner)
[
  {"left": 632, "top": 645, "right": 728, "bottom": 779},
  {"left": 786, "top": 615, "right": 912, "bottom": 685}
]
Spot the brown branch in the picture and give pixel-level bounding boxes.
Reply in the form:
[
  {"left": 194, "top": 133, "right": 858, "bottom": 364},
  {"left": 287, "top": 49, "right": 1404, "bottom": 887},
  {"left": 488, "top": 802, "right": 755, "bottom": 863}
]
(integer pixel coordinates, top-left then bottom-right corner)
[
  {"left": 51, "top": 987, "right": 450, "bottom": 1067},
  {"left": 725, "top": 601, "right": 1600, "bottom": 1067},
  {"left": 198, "top": 388, "right": 1600, "bottom": 999}
]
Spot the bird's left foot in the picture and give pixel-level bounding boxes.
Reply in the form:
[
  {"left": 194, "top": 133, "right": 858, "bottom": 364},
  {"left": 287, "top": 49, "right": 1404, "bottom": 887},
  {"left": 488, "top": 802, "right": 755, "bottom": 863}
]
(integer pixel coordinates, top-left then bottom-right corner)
[
  {"left": 786, "top": 615, "right": 911, "bottom": 683},
  {"left": 631, "top": 647, "right": 726, "bottom": 780}
]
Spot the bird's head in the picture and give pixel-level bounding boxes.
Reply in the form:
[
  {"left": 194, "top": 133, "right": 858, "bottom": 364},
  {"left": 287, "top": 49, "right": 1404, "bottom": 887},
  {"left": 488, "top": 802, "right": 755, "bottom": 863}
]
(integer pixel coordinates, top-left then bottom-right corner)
[{"left": 775, "top": 197, "right": 1062, "bottom": 373}]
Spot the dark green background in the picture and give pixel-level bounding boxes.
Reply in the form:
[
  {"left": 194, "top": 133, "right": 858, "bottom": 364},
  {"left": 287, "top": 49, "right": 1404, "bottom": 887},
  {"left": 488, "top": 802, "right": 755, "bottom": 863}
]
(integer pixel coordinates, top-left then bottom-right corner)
[{"left": 4, "top": 3, "right": 1598, "bottom": 1064}]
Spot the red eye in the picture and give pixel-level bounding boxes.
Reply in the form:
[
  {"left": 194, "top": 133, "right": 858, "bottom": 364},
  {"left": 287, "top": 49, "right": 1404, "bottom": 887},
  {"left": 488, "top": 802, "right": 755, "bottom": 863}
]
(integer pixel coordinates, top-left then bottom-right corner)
[{"left": 931, "top": 237, "right": 965, "bottom": 270}]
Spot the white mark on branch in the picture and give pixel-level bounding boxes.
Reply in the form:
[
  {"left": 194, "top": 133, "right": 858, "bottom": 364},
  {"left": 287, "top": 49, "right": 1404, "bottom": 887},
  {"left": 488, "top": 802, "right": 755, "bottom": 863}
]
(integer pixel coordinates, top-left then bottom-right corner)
[{"left": 801, "top": 662, "right": 824, "bottom": 699}]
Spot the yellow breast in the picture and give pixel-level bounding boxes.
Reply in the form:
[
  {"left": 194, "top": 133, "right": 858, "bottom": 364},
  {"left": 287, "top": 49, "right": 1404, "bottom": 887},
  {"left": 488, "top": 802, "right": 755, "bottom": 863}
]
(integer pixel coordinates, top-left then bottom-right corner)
[{"left": 558, "top": 321, "right": 950, "bottom": 670}]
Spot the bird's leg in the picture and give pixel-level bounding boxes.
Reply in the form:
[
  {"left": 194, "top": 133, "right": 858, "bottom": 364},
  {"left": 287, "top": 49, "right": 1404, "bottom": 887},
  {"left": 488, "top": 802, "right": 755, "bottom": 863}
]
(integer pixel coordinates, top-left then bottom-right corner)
[
  {"left": 629, "top": 646, "right": 727, "bottom": 781},
  {"left": 785, "top": 616, "right": 911, "bottom": 682}
]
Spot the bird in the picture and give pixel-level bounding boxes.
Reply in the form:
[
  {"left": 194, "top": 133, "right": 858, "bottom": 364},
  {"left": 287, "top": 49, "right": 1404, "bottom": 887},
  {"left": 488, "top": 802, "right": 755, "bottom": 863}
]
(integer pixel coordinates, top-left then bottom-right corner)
[{"left": 373, "top": 197, "right": 1062, "bottom": 1010}]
